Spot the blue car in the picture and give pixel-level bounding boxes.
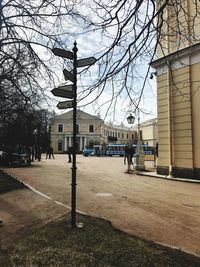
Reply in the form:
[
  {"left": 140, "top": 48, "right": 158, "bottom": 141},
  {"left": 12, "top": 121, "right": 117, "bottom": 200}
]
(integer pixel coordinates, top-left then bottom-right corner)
[{"left": 82, "top": 148, "right": 96, "bottom": 157}]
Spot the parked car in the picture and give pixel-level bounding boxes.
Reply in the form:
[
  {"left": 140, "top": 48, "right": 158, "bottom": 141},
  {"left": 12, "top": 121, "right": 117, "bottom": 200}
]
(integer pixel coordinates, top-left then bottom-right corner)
[
  {"left": 0, "top": 150, "right": 31, "bottom": 166},
  {"left": 82, "top": 145, "right": 103, "bottom": 157},
  {"left": 82, "top": 148, "right": 96, "bottom": 157}
]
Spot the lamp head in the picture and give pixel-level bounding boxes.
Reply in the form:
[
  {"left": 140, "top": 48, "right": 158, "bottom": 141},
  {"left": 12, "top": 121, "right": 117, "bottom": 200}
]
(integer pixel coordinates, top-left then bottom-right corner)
[
  {"left": 150, "top": 71, "right": 157, "bottom": 79},
  {"left": 127, "top": 114, "right": 135, "bottom": 124}
]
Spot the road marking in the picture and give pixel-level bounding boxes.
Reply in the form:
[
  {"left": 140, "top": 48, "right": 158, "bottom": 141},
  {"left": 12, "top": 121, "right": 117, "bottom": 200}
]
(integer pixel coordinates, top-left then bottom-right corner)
[
  {"left": 54, "top": 201, "right": 86, "bottom": 215},
  {"left": 26, "top": 185, "right": 53, "bottom": 200},
  {"left": 14, "top": 178, "right": 87, "bottom": 215},
  {"left": 54, "top": 201, "right": 70, "bottom": 209}
]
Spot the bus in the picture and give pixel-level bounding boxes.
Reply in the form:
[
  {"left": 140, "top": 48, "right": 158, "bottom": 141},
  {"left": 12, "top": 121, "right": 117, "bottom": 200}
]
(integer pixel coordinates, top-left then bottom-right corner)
[
  {"left": 83, "top": 143, "right": 156, "bottom": 160},
  {"left": 105, "top": 143, "right": 156, "bottom": 160},
  {"left": 105, "top": 144, "right": 126, "bottom": 157}
]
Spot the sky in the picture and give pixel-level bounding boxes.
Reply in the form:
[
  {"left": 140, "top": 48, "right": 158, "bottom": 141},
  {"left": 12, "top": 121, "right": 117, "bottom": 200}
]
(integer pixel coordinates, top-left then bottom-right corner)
[
  {"left": 47, "top": 36, "right": 157, "bottom": 127},
  {"left": 39, "top": 1, "right": 158, "bottom": 127}
]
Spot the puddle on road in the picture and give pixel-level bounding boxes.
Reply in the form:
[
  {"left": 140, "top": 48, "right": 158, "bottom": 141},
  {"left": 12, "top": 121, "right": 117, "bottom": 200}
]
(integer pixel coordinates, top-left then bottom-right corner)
[{"left": 96, "top": 193, "right": 112, "bottom": 197}]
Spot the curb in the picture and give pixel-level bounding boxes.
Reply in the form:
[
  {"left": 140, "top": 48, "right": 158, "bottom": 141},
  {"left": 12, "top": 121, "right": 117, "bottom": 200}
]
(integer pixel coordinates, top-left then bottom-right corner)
[{"left": 136, "top": 171, "right": 200, "bottom": 184}]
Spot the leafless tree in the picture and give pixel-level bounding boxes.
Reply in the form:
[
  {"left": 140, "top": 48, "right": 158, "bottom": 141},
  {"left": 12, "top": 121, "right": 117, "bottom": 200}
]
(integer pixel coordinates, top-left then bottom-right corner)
[
  {"left": 0, "top": 0, "right": 200, "bottom": 125},
  {"left": 0, "top": 0, "right": 85, "bottom": 124},
  {"left": 66, "top": 0, "right": 200, "bottom": 121}
]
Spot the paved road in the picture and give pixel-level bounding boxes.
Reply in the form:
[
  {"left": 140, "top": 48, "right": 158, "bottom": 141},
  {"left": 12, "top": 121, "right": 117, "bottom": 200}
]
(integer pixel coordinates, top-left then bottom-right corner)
[{"left": 2, "top": 154, "right": 200, "bottom": 256}]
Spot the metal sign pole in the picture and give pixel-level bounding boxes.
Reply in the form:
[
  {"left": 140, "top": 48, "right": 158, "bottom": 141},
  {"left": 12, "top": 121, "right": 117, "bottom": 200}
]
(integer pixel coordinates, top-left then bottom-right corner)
[
  {"left": 52, "top": 44, "right": 96, "bottom": 228},
  {"left": 71, "top": 41, "right": 78, "bottom": 228}
]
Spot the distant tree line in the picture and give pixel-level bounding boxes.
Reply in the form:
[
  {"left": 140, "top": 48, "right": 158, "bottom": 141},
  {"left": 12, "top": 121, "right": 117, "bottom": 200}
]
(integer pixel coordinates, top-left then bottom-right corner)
[{"left": 0, "top": 107, "right": 52, "bottom": 150}]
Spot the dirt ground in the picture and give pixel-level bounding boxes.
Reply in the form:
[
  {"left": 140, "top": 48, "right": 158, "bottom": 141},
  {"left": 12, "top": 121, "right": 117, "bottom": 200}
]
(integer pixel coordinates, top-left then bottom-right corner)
[{"left": 1, "top": 154, "right": 200, "bottom": 257}]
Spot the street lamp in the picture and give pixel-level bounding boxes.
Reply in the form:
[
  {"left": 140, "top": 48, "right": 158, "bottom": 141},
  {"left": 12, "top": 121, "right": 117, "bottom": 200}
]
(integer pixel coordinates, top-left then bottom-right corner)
[
  {"left": 127, "top": 109, "right": 145, "bottom": 171},
  {"left": 126, "top": 114, "right": 135, "bottom": 124}
]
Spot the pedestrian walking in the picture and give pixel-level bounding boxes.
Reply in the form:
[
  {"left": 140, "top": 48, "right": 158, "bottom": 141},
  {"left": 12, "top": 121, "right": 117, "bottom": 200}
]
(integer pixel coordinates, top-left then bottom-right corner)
[
  {"left": 68, "top": 147, "right": 72, "bottom": 163},
  {"left": 124, "top": 144, "right": 133, "bottom": 173},
  {"left": 49, "top": 146, "right": 55, "bottom": 159},
  {"left": 36, "top": 146, "right": 42, "bottom": 161},
  {"left": 46, "top": 146, "right": 51, "bottom": 159}
]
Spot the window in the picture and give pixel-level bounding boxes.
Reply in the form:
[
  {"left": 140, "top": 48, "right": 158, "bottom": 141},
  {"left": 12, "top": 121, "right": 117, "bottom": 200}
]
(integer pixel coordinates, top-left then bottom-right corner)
[
  {"left": 89, "top": 124, "right": 94, "bottom": 132},
  {"left": 58, "top": 140, "right": 63, "bottom": 151},
  {"left": 122, "top": 133, "right": 124, "bottom": 139},
  {"left": 127, "top": 133, "right": 129, "bottom": 139},
  {"left": 58, "top": 124, "right": 63, "bottom": 133}
]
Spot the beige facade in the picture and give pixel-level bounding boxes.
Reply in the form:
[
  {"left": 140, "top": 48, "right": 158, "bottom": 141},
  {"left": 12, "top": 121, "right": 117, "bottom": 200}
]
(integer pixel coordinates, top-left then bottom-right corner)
[
  {"left": 139, "top": 118, "right": 158, "bottom": 147},
  {"left": 151, "top": 1, "right": 200, "bottom": 178},
  {"left": 50, "top": 110, "right": 138, "bottom": 153}
]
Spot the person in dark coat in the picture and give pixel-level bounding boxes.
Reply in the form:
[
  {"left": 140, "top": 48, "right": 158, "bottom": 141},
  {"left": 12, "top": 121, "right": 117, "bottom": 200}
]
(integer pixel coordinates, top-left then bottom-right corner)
[
  {"left": 68, "top": 147, "right": 72, "bottom": 163},
  {"left": 46, "top": 146, "right": 50, "bottom": 159},
  {"left": 49, "top": 146, "right": 55, "bottom": 159}
]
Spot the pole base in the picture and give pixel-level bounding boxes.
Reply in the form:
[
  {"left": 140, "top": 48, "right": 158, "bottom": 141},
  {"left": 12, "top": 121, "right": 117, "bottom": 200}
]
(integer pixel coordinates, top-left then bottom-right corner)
[{"left": 135, "top": 165, "right": 145, "bottom": 171}]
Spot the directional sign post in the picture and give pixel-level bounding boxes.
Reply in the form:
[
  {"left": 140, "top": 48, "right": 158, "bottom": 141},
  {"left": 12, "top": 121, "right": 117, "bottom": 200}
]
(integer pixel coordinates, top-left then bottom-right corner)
[
  {"left": 57, "top": 100, "right": 73, "bottom": 109},
  {"left": 63, "top": 69, "right": 75, "bottom": 83},
  {"left": 77, "top": 57, "right": 96, "bottom": 68},
  {"left": 52, "top": 48, "right": 73, "bottom": 60},
  {"left": 51, "top": 85, "right": 73, "bottom": 99},
  {"left": 52, "top": 43, "right": 96, "bottom": 229},
  {"left": 71, "top": 41, "right": 78, "bottom": 228}
]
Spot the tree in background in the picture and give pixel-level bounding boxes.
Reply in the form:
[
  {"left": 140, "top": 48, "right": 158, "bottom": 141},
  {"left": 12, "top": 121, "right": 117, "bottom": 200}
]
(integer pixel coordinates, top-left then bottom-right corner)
[
  {"left": 0, "top": 0, "right": 199, "bottom": 126},
  {"left": 0, "top": 107, "right": 52, "bottom": 150}
]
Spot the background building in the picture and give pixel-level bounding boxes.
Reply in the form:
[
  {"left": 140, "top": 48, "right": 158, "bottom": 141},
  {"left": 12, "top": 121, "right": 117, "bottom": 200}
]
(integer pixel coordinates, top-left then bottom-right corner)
[
  {"left": 139, "top": 118, "right": 158, "bottom": 147},
  {"left": 51, "top": 110, "right": 140, "bottom": 153}
]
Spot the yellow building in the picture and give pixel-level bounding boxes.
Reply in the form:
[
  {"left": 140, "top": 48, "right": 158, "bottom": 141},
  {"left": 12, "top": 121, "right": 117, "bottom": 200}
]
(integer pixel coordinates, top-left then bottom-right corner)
[
  {"left": 139, "top": 118, "right": 158, "bottom": 147},
  {"left": 51, "top": 110, "right": 137, "bottom": 153},
  {"left": 151, "top": 1, "right": 200, "bottom": 178}
]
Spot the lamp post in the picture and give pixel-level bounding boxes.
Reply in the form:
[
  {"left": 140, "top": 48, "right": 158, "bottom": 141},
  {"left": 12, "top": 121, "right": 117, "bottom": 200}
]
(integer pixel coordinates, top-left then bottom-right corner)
[{"left": 127, "top": 109, "right": 145, "bottom": 171}]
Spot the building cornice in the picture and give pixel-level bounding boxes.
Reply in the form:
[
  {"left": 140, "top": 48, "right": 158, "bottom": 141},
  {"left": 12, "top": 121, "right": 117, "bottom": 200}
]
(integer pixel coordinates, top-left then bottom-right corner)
[{"left": 150, "top": 42, "right": 200, "bottom": 70}]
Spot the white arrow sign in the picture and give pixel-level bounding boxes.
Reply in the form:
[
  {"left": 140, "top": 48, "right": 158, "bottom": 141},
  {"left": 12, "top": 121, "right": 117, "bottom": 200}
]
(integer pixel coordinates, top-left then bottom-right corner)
[
  {"left": 77, "top": 57, "right": 96, "bottom": 68},
  {"left": 51, "top": 85, "right": 73, "bottom": 99},
  {"left": 57, "top": 100, "right": 73, "bottom": 109}
]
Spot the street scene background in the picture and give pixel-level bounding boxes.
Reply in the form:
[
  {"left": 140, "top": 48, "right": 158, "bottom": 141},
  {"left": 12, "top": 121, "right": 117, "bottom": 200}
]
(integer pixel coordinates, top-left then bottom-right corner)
[{"left": 1, "top": 154, "right": 200, "bottom": 257}]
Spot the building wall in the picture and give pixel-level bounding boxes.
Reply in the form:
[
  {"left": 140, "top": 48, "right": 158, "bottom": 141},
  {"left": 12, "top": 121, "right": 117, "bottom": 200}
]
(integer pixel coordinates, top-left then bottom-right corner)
[
  {"left": 157, "top": 1, "right": 200, "bottom": 58},
  {"left": 191, "top": 62, "right": 200, "bottom": 169},
  {"left": 51, "top": 110, "right": 103, "bottom": 153},
  {"left": 139, "top": 119, "right": 158, "bottom": 146},
  {"left": 155, "top": 60, "right": 200, "bottom": 177},
  {"left": 151, "top": 1, "right": 200, "bottom": 178},
  {"left": 50, "top": 110, "right": 139, "bottom": 153}
]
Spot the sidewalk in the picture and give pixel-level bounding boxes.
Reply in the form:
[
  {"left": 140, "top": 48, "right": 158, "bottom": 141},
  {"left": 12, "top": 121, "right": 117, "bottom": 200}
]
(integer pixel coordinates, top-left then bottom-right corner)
[{"left": 137, "top": 170, "right": 200, "bottom": 183}]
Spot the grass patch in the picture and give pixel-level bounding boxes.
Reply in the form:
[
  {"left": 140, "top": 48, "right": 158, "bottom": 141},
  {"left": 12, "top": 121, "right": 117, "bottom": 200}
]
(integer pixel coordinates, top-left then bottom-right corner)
[
  {"left": 0, "top": 214, "right": 200, "bottom": 266},
  {"left": 0, "top": 170, "right": 26, "bottom": 194}
]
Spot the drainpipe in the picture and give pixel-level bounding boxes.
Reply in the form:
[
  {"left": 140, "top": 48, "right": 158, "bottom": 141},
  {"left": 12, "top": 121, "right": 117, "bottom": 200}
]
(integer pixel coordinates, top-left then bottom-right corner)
[
  {"left": 166, "top": 4, "right": 174, "bottom": 178},
  {"left": 167, "top": 64, "right": 173, "bottom": 178}
]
